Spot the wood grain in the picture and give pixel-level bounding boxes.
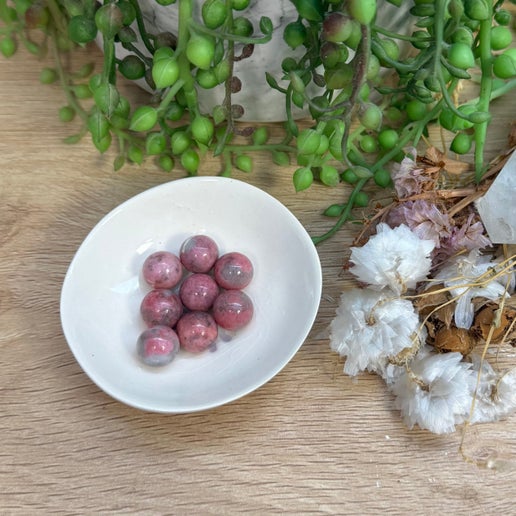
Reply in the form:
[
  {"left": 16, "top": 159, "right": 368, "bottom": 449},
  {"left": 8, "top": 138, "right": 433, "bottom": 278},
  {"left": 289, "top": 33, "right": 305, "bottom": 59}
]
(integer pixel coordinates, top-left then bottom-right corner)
[{"left": 1, "top": 39, "right": 516, "bottom": 515}]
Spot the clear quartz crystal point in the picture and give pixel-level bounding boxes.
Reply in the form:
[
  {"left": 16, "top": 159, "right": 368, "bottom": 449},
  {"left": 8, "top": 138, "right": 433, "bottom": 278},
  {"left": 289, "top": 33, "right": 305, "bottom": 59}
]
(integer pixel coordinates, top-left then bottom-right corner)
[{"left": 476, "top": 150, "right": 516, "bottom": 244}]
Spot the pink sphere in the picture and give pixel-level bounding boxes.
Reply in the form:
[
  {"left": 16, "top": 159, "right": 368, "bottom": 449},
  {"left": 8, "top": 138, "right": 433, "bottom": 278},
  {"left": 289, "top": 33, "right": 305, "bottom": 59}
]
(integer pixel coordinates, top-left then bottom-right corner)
[
  {"left": 140, "top": 289, "right": 183, "bottom": 328},
  {"left": 180, "top": 235, "right": 219, "bottom": 273},
  {"left": 212, "top": 290, "right": 254, "bottom": 331},
  {"left": 179, "top": 273, "right": 219, "bottom": 311},
  {"left": 142, "top": 251, "right": 183, "bottom": 289},
  {"left": 137, "top": 325, "right": 180, "bottom": 366},
  {"left": 214, "top": 252, "right": 254, "bottom": 290},
  {"left": 176, "top": 311, "right": 218, "bottom": 353}
]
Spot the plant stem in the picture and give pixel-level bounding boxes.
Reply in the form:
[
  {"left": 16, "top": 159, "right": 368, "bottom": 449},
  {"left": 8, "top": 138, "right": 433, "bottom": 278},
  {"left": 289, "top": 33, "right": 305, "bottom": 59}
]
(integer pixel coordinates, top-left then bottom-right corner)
[
  {"left": 127, "top": 0, "right": 155, "bottom": 54},
  {"left": 285, "top": 84, "right": 299, "bottom": 137},
  {"left": 490, "top": 78, "right": 516, "bottom": 100},
  {"left": 339, "top": 23, "right": 371, "bottom": 168},
  {"left": 157, "top": 79, "right": 186, "bottom": 114},
  {"left": 46, "top": 0, "right": 68, "bottom": 36},
  {"left": 49, "top": 29, "right": 88, "bottom": 123},
  {"left": 474, "top": 15, "right": 494, "bottom": 182},
  {"left": 213, "top": 1, "right": 236, "bottom": 157},
  {"left": 102, "top": 36, "right": 116, "bottom": 83},
  {"left": 176, "top": 0, "right": 199, "bottom": 115},
  {"left": 372, "top": 25, "right": 431, "bottom": 43},
  {"left": 121, "top": 41, "right": 153, "bottom": 66},
  {"left": 312, "top": 178, "right": 368, "bottom": 245},
  {"left": 188, "top": 20, "right": 272, "bottom": 45},
  {"left": 371, "top": 36, "right": 432, "bottom": 74},
  {"left": 432, "top": 0, "right": 449, "bottom": 76},
  {"left": 225, "top": 143, "right": 295, "bottom": 153},
  {"left": 311, "top": 90, "right": 447, "bottom": 246}
]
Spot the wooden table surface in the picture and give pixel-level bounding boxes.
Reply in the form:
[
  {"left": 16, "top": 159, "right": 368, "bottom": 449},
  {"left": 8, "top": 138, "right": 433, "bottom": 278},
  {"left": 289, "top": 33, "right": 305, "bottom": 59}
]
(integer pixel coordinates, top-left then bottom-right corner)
[{"left": 1, "top": 41, "right": 516, "bottom": 515}]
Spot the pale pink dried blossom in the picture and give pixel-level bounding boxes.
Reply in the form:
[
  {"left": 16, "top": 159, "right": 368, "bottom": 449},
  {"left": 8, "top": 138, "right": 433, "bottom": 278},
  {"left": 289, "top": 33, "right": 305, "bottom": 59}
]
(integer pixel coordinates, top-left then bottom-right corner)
[
  {"left": 391, "top": 149, "right": 431, "bottom": 198},
  {"left": 444, "top": 213, "right": 491, "bottom": 254},
  {"left": 384, "top": 203, "right": 407, "bottom": 228},
  {"left": 399, "top": 200, "right": 452, "bottom": 248}
]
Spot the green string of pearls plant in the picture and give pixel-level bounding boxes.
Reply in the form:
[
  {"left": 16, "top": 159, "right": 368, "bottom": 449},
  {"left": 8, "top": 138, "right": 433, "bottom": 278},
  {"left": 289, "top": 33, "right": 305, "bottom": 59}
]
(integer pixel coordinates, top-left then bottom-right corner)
[{"left": 1, "top": 0, "right": 516, "bottom": 244}]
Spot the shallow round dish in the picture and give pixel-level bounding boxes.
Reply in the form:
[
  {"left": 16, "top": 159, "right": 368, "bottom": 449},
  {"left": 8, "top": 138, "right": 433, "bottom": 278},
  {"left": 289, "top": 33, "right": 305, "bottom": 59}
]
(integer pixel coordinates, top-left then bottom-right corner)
[{"left": 60, "top": 177, "right": 322, "bottom": 413}]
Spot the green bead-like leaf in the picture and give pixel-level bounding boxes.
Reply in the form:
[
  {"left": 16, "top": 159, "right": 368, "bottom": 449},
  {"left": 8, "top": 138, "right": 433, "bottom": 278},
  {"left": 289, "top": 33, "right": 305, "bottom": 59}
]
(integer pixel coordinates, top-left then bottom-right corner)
[
  {"left": 74, "top": 62, "right": 95, "bottom": 79},
  {"left": 212, "top": 105, "right": 226, "bottom": 125},
  {"left": 92, "top": 132, "right": 112, "bottom": 153},
  {"left": 73, "top": 84, "right": 93, "bottom": 99},
  {"left": 68, "top": 15, "right": 97, "bottom": 44},
  {"left": 0, "top": 37, "right": 17, "bottom": 58},
  {"left": 152, "top": 58, "right": 179, "bottom": 89},
  {"left": 158, "top": 155, "right": 175, "bottom": 172},
  {"left": 113, "top": 155, "right": 125, "bottom": 171},
  {"left": 450, "top": 133, "right": 473, "bottom": 154},
  {"left": 59, "top": 105, "right": 75, "bottom": 123},
  {"left": 202, "top": 0, "right": 227, "bottom": 29},
  {"left": 127, "top": 145, "right": 144, "bottom": 165},
  {"left": 464, "top": 0, "right": 490, "bottom": 21},
  {"left": 293, "top": 167, "right": 313, "bottom": 192},
  {"left": 63, "top": 133, "right": 84, "bottom": 145},
  {"left": 324, "top": 203, "right": 346, "bottom": 217},
  {"left": 289, "top": 71, "right": 306, "bottom": 94},
  {"left": 62, "top": 0, "right": 84, "bottom": 17},
  {"left": 171, "top": 131, "right": 192, "bottom": 155},
  {"left": 118, "top": 26, "right": 137, "bottom": 43},
  {"left": 272, "top": 151, "right": 290, "bottom": 166},
  {"left": 153, "top": 46, "right": 175, "bottom": 62},
  {"left": 129, "top": 106, "right": 158, "bottom": 132},
  {"left": 87, "top": 109, "right": 110, "bottom": 140},
  {"left": 265, "top": 72, "right": 285, "bottom": 93},
  {"left": 297, "top": 128, "right": 321, "bottom": 155},
  {"left": 40, "top": 67, "right": 58, "bottom": 84},
  {"left": 348, "top": 0, "right": 376, "bottom": 25},
  {"left": 352, "top": 166, "right": 373, "bottom": 179},
  {"left": 181, "top": 149, "right": 200, "bottom": 175},
  {"left": 114, "top": 96, "right": 131, "bottom": 118},
  {"left": 95, "top": 4, "right": 123, "bottom": 39},
  {"left": 93, "top": 83, "right": 120, "bottom": 117},
  {"left": 235, "top": 154, "right": 253, "bottom": 173},
  {"left": 319, "top": 165, "right": 340, "bottom": 187},
  {"left": 145, "top": 132, "right": 167, "bottom": 155},
  {"left": 259, "top": 16, "right": 273, "bottom": 35},
  {"left": 252, "top": 127, "right": 268, "bottom": 145},
  {"left": 186, "top": 35, "right": 215, "bottom": 70},
  {"left": 191, "top": 116, "right": 214, "bottom": 145},
  {"left": 291, "top": 0, "right": 323, "bottom": 22}
]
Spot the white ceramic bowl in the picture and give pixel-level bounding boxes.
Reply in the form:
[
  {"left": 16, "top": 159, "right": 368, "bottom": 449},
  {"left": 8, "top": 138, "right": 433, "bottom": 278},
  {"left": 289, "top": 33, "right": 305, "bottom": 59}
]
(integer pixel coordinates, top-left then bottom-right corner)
[{"left": 60, "top": 177, "right": 322, "bottom": 413}]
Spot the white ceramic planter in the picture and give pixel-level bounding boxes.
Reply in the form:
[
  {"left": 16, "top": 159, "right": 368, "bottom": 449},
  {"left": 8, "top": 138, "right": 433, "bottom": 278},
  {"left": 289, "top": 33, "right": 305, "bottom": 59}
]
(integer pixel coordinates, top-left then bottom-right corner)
[{"left": 116, "top": 0, "right": 410, "bottom": 121}]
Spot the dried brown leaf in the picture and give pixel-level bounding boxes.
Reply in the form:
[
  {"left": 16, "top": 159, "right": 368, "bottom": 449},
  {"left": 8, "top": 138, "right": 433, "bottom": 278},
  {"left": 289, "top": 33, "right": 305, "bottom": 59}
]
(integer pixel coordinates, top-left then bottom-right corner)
[
  {"left": 433, "top": 326, "right": 476, "bottom": 354},
  {"left": 423, "top": 146, "right": 471, "bottom": 176}
]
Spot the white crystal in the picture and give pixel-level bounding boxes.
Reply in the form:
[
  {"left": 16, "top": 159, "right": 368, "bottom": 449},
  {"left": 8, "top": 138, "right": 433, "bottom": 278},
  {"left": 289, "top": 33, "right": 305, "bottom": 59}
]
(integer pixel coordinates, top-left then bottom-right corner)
[{"left": 476, "top": 150, "right": 516, "bottom": 244}]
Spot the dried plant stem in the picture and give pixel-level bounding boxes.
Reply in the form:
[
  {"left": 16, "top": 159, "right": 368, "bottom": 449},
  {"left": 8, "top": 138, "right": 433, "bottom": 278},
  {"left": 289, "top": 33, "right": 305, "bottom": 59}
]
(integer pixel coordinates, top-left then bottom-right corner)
[{"left": 458, "top": 272, "right": 515, "bottom": 468}]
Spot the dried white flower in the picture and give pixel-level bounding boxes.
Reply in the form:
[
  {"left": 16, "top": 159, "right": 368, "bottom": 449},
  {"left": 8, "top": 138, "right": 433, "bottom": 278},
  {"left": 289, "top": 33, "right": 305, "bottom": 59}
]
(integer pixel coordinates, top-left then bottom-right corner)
[
  {"left": 349, "top": 223, "right": 435, "bottom": 295},
  {"left": 330, "top": 288, "right": 422, "bottom": 377},
  {"left": 390, "top": 346, "right": 475, "bottom": 434},
  {"left": 468, "top": 356, "right": 516, "bottom": 424},
  {"left": 435, "top": 250, "right": 515, "bottom": 329}
]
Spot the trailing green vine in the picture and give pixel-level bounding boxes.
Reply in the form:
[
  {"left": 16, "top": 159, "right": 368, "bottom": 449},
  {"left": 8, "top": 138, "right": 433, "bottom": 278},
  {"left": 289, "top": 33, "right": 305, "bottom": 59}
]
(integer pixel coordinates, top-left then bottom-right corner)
[{"left": 1, "top": 0, "right": 516, "bottom": 243}]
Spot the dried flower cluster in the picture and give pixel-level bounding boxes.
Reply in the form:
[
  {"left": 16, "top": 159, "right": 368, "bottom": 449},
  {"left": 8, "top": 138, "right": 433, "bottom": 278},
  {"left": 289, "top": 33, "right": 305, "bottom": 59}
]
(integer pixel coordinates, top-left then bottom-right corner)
[{"left": 330, "top": 148, "right": 516, "bottom": 435}]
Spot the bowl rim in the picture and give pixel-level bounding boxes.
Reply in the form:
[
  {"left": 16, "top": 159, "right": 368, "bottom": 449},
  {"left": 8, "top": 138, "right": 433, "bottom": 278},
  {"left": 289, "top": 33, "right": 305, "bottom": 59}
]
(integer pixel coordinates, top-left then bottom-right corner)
[{"left": 60, "top": 176, "right": 322, "bottom": 413}]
